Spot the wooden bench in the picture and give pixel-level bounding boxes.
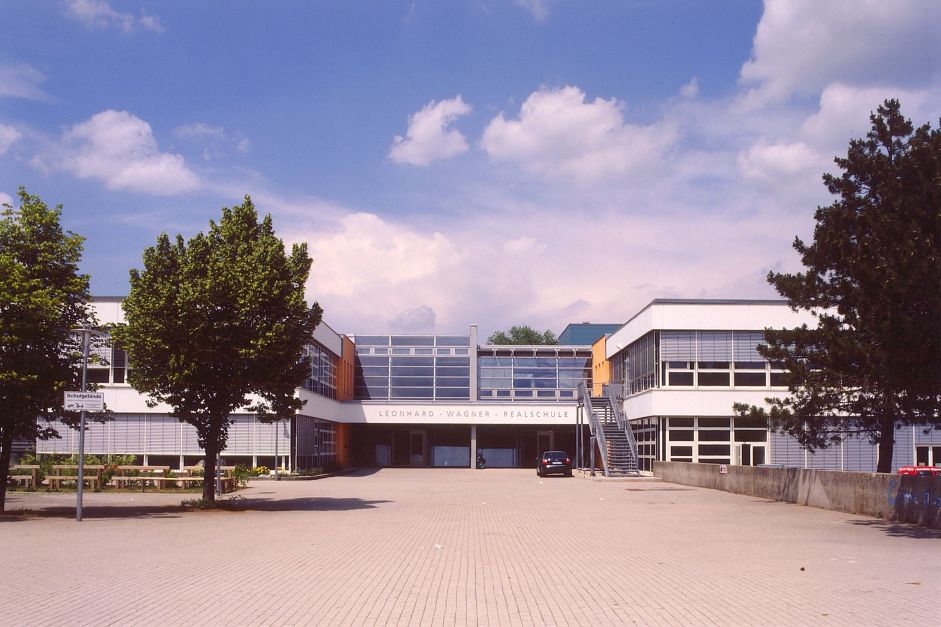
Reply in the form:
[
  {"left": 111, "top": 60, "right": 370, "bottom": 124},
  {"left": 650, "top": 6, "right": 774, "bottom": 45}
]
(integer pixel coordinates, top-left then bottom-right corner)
[
  {"left": 8, "top": 475, "right": 35, "bottom": 489},
  {"left": 46, "top": 475, "right": 99, "bottom": 490},
  {"left": 148, "top": 476, "right": 234, "bottom": 492},
  {"left": 114, "top": 465, "right": 170, "bottom": 475},
  {"left": 10, "top": 465, "right": 40, "bottom": 489}
]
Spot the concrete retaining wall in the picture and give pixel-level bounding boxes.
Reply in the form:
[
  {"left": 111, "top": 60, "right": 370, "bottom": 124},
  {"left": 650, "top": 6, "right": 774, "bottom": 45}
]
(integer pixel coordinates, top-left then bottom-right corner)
[{"left": 652, "top": 461, "right": 941, "bottom": 529}]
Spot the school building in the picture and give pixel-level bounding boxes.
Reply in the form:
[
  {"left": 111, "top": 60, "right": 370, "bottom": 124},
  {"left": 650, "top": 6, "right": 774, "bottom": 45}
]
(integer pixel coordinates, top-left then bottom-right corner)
[{"left": 32, "top": 297, "right": 941, "bottom": 474}]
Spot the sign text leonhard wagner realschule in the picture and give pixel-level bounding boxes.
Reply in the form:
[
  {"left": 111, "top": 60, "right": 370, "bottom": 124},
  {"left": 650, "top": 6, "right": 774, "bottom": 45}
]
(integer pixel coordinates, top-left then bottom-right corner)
[{"left": 375, "top": 408, "right": 572, "bottom": 419}]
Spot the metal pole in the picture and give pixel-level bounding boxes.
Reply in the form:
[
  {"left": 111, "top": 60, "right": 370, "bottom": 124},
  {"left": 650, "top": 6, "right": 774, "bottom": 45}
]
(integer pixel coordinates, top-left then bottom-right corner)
[
  {"left": 575, "top": 407, "right": 580, "bottom": 470},
  {"left": 274, "top": 421, "right": 280, "bottom": 480},
  {"left": 76, "top": 325, "right": 90, "bottom": 522},
  {"left": 590, "top": 435, "right": 596, "bottom": 477}
]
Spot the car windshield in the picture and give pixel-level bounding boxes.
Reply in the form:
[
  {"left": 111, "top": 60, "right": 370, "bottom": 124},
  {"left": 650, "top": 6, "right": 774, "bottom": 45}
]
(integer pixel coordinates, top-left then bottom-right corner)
[{"left": 543, "top": 451, "right": 568, "bottom": 461}]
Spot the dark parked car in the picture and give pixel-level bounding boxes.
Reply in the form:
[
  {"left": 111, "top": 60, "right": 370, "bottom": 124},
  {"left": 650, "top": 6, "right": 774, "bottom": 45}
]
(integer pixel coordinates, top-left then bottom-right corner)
[{"left": 537, "top": 450, "right": 572, "bottom": 477}]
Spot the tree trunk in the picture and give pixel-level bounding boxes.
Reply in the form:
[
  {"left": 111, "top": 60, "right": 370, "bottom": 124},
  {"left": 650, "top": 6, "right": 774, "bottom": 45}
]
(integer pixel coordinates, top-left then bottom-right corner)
[
  {"left": 203, "top": 439, "right": 217, "bottom": 502},
  {"left": 876, "top": 413, "right": 895, "bottom": 474},
  {"left": 0, "top": 428, "right": 12, "bottom": 513}
]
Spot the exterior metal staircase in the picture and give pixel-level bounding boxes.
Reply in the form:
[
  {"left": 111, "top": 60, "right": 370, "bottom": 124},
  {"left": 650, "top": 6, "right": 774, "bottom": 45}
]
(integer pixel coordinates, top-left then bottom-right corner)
[{"left": 578, "top": 382, "right": 640, "bottom": 477}]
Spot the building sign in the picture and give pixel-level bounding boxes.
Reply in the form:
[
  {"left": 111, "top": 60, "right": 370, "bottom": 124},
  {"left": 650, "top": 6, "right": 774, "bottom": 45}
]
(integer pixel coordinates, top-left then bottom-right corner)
[
  {"left": 64, "top": 391, "right": 105, "bottom": 411},
  {"left": 346, "top": 403, "right": 578, "bottom": 424}
]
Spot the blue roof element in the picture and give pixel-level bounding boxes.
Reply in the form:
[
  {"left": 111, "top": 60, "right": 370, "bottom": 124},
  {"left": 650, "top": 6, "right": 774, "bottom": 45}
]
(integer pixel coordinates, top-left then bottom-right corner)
[{"left": 557, "top": 323, "right": 623, "bottom": 346}]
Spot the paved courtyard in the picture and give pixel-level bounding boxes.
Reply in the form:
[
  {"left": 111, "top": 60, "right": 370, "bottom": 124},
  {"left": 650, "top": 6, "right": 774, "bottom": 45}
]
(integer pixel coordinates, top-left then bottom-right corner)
[{"left": 1, "top": 469, "right": 939, "bottom": 626}]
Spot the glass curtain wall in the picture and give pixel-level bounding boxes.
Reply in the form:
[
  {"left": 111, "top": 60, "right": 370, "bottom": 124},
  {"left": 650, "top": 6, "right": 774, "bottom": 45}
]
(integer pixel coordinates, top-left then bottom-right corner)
[
  {"left": 353, "top": 335, "right": 470, "bottom": 400},
  {"left": 478, "top": 347, "right": 591, "bottom": 400},
  {"left": 302, "top": 342, "right": 338, "bottom": 399}
]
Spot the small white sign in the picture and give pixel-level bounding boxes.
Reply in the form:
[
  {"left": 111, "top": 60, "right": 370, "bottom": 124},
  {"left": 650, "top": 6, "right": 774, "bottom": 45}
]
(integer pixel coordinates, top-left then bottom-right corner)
[
  {"left": 719, "top": 464, "right": 729, "bottom": 474},
  {"left": 64, "top": 391, "right": 105, "bottom": 411}
]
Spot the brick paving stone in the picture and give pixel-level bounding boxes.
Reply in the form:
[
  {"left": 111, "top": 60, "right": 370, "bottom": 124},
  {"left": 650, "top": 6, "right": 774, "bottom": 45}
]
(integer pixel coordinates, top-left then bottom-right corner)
[{"left": 2, "top": 469, "right": 940, "bottom": 626}]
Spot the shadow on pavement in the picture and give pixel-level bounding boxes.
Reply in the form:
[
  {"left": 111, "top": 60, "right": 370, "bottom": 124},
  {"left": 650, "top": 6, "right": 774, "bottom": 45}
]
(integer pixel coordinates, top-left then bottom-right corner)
[
  {"left": 234, "top": 496, "right": 391, "bottom": 511},
  {"left": 0, "top": 505, "right": 185, "bottom": 521},
  {"left": 846, "top": 518, "right": 941, "bottom": 539},
  {"left": 0, "top": 496, "right": 391, "bottom": 521}
]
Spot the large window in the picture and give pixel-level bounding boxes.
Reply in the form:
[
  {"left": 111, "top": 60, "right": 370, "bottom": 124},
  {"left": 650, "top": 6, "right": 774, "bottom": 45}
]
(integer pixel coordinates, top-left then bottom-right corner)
[
  {"left": 353, "top": 335, "right": 470, "bottom": 401},
  {"left": 478, "top": 347, "right": 590, "bottom": 401},
  {"left": 82, "top": 334, "right": 129, "bottom": 385},
  {"left": 303, "top": 342, "right": 338, "bottom": 398},
  {"left": 654, "top": 330, "right": 784, "bottom": 391}
]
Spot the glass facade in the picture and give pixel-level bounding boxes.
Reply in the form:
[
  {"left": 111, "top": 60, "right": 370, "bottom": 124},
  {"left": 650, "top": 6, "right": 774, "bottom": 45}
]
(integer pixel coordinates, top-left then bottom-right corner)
[
  {"left": 302, "top": 342, "right": 338, "bottom": 399},
  {"left": 478, "top": 347, "right": 591, "bottom": 401},
  {"left": 353, "top": 335, "right": 471, "bottom": 401}
]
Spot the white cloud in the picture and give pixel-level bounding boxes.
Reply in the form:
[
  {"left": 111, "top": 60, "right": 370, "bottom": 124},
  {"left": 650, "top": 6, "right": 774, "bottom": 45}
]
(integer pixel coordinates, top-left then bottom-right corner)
[
  {"left": 516, "top": 0, "right": 548, "bottom": 21},
  {"left": 63, "top": 0, "right": 164, "bottom": 34},
  {"left": 38, "top": 110, "right": 199, "bottom": 195},
  {"left": 740, "top": 0, "right": 941, "bottom": 105},
  {"left": 680, "top": 77, "right": 699, "bottom": 99},
  {"left": 389, "top": 305, "right": 437, "bottom": 333},
  {"left": 388, "top": 96, "right": 472, "bottom": 166},
  {"left": 305, "top": 212, "right": 462, "bottom": 298},
  {"left": 0, "top": 63, "right": 48, "bottom": 100},
  {"left": 738, "top": 140, "right": 821, "bottom": 181},
  {"left": 0, "top": 125, "right": 22, "bottom": 154},
  {"left": 174, "top": 122, "right": 251, "bottom": 160},
  {"left": 174, "top": 123, "right": 226, "bottom": 139},
  {"left": 480, "top": 85, "right": 678, "bottom": 184},
  {"left": 0, "top": 192, "right": 13, "bottom": 207}
]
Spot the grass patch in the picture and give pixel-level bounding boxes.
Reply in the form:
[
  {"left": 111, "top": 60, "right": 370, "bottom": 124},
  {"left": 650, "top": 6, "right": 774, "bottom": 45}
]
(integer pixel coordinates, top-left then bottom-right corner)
[{"left": 181, "top": 495, "right": 245, "bottom": 511}]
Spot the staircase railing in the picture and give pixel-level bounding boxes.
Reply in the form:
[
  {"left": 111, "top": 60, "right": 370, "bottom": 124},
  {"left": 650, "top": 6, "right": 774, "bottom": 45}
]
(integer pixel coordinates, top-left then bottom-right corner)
[
  {"left": 604, "top": 383, "right": 639, "bottom": 465},
  {"left": 578, "top": 381, "right": 609, "bottom": 477}
]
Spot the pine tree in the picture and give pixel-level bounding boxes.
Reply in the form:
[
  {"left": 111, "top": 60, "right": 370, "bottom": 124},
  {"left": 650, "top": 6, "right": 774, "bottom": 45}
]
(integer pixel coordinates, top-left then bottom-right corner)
[{"left": 736, "top": 100, "right": 941, "bottom": 473}]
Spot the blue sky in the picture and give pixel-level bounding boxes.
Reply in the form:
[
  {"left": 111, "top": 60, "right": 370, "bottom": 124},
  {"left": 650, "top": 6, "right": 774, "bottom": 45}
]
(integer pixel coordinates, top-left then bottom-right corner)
[{"left": 2, "top": 1, "right": 940, "bottom": 337}]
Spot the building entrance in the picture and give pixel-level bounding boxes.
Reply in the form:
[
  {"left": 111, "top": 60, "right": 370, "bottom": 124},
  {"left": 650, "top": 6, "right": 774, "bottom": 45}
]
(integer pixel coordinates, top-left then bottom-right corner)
[{"left": 393, "top": 429, "right": 427, "bottom": 467}]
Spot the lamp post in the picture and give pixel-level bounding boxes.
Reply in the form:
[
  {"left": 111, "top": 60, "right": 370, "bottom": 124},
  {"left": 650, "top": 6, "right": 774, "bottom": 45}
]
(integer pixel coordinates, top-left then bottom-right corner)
[{"left": 75, "top": 324, "right": 91, "bottom": 522}]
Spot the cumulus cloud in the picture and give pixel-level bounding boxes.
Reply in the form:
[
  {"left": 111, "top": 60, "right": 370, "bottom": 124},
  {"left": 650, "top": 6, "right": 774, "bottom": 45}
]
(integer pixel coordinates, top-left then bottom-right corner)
[
  {"left": 305, "top": 212, "right": 462, "bottom": 297},
  {"left": 0, "top": 125, "right": 22, "bottom": 154},
  {"left": 480, "top": 86, "right": 677, "bottom": 184},
  {"left": 0, "top": 63, "right": 48, "bottom": 100},
  {"left": 738, "top": 140, "right": 821, "bottom": 181},
  {"left": 389, "top": 305, "right": 437, "bottom": 332},
  {"left": 388, "top": 96, "right": 472, "bottom": 166},
  {"left": 174, "top": 122, "right": 225, "bottom": 139},
  {"left": 516, "top": 0, "right": 549, "bottom": 21},
  {"left": 63, "top": 0, "right": 164, "bottom": 33},
  {"left": 37, "top": 110, "right": 199, "bottom": 195},
  {"left": 680, "top": 77, "right": 699, "bottom": 99},
  {"left": 740, "top": 0, "right": 941, "bottom": 105},
  {"left": 174, "top": 122, "right": 250, "bottom": 160},
  {"left": 0, "top": 192, "right": 13, "bottom": 207}
]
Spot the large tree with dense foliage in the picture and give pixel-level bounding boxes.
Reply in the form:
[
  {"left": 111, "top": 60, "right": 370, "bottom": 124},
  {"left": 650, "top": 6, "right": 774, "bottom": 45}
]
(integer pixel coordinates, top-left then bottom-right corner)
[
  {"left": 0, "top": 189, "right": 93, "bottom": 511},
  {"left": 113, "top": 197, "right": 322, "bottom": 501},
  {"left": 735, "top": 100, "right": 941, "bottom": 473},
  {"left": 487, "top": 325, "right": 559, "bottom": 345}
]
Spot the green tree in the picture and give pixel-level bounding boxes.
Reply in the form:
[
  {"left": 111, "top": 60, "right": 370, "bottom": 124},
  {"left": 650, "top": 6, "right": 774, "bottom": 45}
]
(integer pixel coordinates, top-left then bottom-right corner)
[
  {"left": 0, "top": 189, "right": 92, "bottom": 512},
  {"left": 112, "top": 197, "right": 322, "bottom": 501},
  {"left": 488, "top": 325, "right": 559, "bottom": 345},
  {"left": 735, "top": 100, "right": 941, "bottom": 473}
]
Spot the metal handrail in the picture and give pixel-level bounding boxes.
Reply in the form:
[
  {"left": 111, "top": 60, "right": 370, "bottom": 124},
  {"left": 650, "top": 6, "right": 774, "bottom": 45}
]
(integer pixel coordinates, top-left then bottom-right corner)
[
  {"left": 578, "top": 381, "right": 609, "bottom": 477},
  {"left": 604, "top": 383, "right": 639, "bottom": 462}
]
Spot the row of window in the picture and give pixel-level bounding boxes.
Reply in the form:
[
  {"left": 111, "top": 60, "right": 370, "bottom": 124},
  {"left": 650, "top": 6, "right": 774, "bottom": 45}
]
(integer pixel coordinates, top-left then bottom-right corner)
[{"left": 615, "top": 330, "right": 787, "bottom": 394}]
